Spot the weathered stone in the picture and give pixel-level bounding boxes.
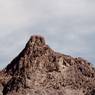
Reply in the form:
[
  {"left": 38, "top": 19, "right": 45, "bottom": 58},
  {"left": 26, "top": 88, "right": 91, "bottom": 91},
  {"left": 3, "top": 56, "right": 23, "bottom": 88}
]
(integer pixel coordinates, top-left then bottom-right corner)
[{"left": 0, "top": 35, "right": 95, "bottom": 95}]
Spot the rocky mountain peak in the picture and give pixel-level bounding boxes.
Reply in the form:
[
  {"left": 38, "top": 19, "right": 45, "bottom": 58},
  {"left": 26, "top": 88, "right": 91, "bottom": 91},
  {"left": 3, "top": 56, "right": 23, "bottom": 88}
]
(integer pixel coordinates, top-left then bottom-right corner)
[
  {"left": 0, "top": 35, "right": 95, "bottom": 95},
  {"left": 4, "top": 35, "right": 51, "bottom": 76}
]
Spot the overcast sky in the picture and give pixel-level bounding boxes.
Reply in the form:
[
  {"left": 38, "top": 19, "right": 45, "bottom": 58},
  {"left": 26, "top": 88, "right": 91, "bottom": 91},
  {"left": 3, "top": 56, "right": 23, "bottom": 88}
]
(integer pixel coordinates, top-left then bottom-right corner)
[{"left": 0, "top": 0, "right": 95, "bottom": 69}]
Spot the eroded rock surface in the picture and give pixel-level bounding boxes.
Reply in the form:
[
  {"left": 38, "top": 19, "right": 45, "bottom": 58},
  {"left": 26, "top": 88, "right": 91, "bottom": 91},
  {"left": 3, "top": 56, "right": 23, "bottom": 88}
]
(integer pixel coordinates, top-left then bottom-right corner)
[{"left": 0, "top": 35, "right": 95, "bottom": 95}]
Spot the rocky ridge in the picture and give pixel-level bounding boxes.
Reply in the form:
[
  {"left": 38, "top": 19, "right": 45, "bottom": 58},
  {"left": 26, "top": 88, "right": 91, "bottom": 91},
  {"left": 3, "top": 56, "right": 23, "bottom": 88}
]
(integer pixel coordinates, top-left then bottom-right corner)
[{"left": 0, "top": 35, "right": 95, "bottom": 95}]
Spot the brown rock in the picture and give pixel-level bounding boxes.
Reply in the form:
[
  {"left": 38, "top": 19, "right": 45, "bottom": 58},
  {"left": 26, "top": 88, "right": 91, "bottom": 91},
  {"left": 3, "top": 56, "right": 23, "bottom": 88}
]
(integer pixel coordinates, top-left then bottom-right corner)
[{"left": 0, "top": 35, "right": 95, "bottom": 95}]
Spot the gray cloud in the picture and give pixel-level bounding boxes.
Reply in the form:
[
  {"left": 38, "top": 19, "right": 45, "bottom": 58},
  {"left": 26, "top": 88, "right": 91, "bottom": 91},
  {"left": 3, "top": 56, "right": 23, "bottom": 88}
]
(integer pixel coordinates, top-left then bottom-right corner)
[{"left": 0, "top": 0, "right": 95, "bottom": 69}]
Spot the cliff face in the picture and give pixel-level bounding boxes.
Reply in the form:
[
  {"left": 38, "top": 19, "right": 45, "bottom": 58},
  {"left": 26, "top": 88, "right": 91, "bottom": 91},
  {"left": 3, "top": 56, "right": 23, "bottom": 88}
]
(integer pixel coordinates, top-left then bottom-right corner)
[{"left": 0, "top": 35, "right": 95, "bottom": 95}]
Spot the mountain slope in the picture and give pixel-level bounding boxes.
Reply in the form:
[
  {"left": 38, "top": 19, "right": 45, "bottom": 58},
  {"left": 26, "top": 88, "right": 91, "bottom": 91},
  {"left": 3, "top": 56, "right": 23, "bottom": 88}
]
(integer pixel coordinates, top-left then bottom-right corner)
[{"left": 0, "top": 35, "right": 95, "bottom": 95}]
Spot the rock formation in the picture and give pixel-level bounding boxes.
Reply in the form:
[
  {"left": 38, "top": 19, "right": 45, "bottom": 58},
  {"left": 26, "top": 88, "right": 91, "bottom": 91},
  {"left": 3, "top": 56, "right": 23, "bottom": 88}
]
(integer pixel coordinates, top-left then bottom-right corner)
[{"left": 0, "top": 35, "right": 95, "bottom": 95}]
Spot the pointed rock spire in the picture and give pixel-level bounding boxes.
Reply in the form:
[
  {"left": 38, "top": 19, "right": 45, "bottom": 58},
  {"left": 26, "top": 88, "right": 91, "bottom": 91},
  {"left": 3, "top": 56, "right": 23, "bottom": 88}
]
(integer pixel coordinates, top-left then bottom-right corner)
[{"left": 26, "top": 35, "right": 45, "bottom": 47}]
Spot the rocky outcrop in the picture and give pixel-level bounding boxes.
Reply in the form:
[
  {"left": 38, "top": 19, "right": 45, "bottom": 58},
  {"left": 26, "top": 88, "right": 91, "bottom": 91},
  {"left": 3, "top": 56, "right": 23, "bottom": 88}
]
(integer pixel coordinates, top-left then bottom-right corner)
[{"left": 0, "top": 35, "right": 95, "bottom": 95}]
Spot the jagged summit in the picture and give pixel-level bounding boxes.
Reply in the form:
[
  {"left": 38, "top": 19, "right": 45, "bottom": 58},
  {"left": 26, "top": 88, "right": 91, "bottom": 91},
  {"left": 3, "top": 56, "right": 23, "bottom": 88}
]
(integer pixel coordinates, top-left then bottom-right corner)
[
  {"left": 26, "top": 35, "right": 46, "bottom": 47},
  {"left": 0, "top": 35, "right": 95, "bottom": 95},
  {"left": 4, "top": 35, "right": 49, "bottom": 75}
]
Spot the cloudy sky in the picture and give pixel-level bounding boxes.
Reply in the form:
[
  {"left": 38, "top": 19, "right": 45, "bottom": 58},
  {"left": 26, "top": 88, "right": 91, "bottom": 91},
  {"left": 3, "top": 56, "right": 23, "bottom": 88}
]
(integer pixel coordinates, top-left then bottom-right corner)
[{"left": 0, "top": 0, "right": 95, "bottom": 69}]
